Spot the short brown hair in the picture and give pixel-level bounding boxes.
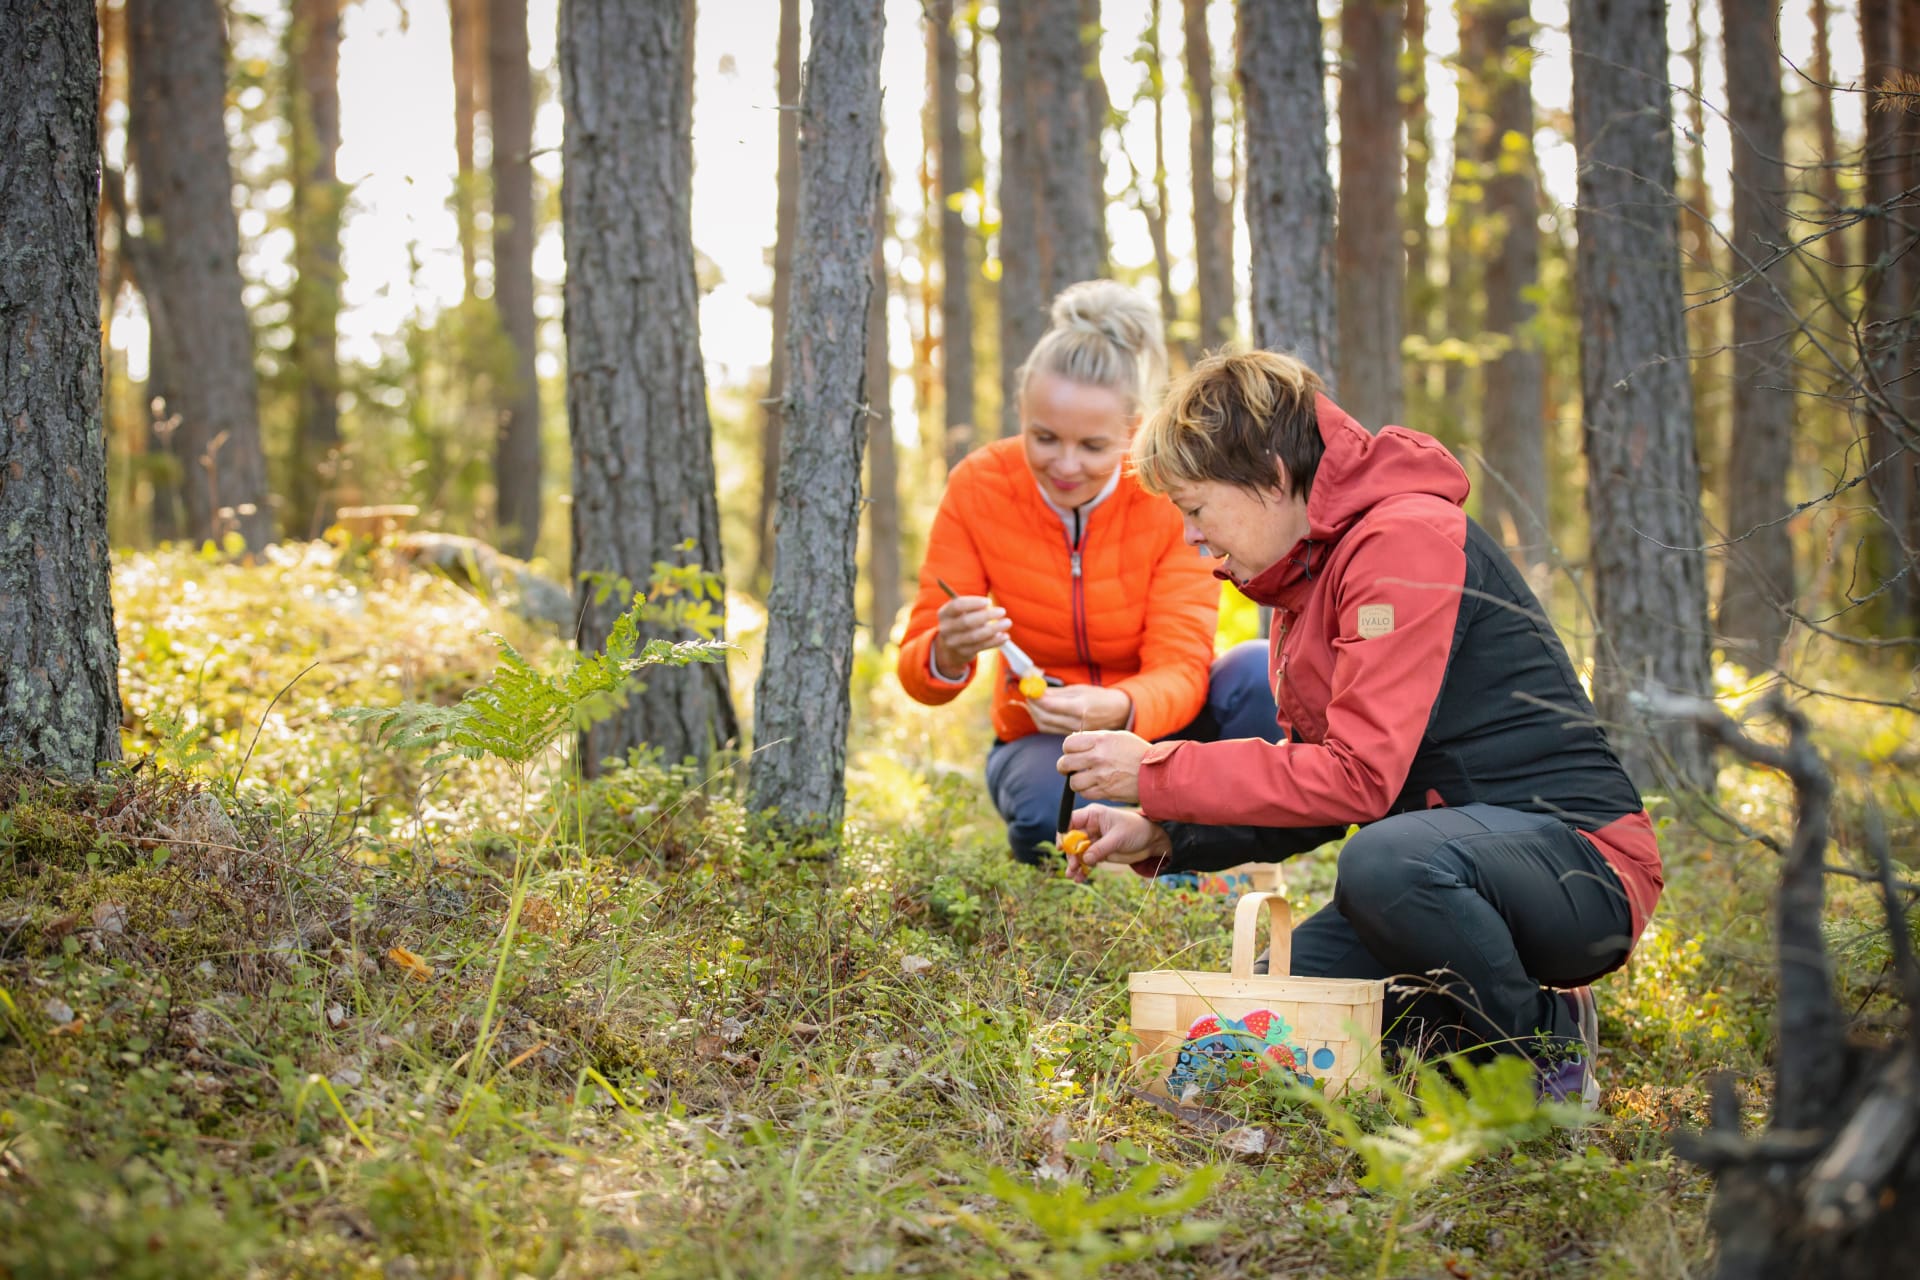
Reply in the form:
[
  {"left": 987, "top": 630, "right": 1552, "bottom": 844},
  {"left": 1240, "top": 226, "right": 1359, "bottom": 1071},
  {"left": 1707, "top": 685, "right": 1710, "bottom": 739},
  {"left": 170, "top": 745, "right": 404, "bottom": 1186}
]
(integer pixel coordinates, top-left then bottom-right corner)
[{"left": 1132, "top": 350, "right": 1325, "bottom": 499}]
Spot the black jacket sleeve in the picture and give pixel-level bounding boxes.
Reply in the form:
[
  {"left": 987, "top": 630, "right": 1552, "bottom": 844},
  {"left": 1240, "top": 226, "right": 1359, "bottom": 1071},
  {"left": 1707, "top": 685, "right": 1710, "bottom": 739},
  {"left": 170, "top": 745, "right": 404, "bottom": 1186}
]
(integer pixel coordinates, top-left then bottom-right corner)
[{"left": 1158, "top": 820, "right": 1350, "bottom": 873}]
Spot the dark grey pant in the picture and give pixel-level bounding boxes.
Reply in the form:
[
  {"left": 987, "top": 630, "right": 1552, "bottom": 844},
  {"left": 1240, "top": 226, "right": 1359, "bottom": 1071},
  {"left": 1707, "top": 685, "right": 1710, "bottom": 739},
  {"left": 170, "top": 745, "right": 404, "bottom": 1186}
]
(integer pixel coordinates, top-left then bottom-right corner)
[{"left": 1266, "top": 804, "right": 1635, "bottom": 1059}]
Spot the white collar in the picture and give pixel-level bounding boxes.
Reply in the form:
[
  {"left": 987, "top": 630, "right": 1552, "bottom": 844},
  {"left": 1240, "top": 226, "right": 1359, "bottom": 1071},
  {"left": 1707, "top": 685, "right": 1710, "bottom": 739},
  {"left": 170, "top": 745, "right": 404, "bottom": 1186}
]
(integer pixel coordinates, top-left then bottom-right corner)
[{"left": 1034, "top": 464, "right": 1122, "bottom": 535}]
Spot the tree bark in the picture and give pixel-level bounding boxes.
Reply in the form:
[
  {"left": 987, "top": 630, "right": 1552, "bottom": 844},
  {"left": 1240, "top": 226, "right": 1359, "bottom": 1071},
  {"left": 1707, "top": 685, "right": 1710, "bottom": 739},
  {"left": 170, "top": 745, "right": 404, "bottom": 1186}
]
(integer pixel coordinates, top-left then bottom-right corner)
[
  {"left": 450, "top": 0, "right": 486, "bottom": 300},
  {"left": 754, "top": 0, "right": 802, "bottom": 586},
  {"left": 933, "top": 0, "right": 977, "bottom": 473},
  {"left": 1570, "top": 0, "right": 1714, "bottom": 791},
  {"left": 1860, "top": 0, "right": 1919, "bottom": 634},
  {"left": 1438, "top": 3, "right": 1484, "bottom": 454},
  {"left": 289, "top": 0, "right": 344, "bottom": 540},
  {"left": 561, "top": 0, "right": 738, "bottom": 773},
  {"left": 125, "top": 0, "right": 274, "bottom": 550},
  {"left": 1714, "top": 0, "right": 1797, "bottom": 664},
  {"left": 1186, "top": 0, "right": 1235, "bottom": 353},
  {"left": 1477, "top": 0, "right": 1549, "bottom": 574},
  {"left": 1334, "top": 0, "right": 1402, "bottom": 430},
  {"left": 1402, "top": 0, "right": 1434, "bottom": 423},
  {"left": 489, "top": 0, "right": 541, "bottom": 560},
  {"left": 867, "top": 192, "right": 902, "bottom": 646},
  {"left": 999, "top": 0, "right": 1106, "bottom": 433},
  {"left": 1401, "top": 0, "right": 1429, "bottom": 298},
  {"left": 0, "top": 0, "right": 124, "bottom": 774},
  {"left": 1238, "top": 0, "right": 1336, "bottom": 385},
  {"left": 1808, "top": 0, "right": 1843, "bottom": 268},
  {"left": 997, "top": 5, "right": 1038, "bottom": 436},
  {"left": 749, "top": 0, "right": 885, "bottom": 833},
  {"left": 1144, "top": 0, "right": 1179, "bottom": 361}
]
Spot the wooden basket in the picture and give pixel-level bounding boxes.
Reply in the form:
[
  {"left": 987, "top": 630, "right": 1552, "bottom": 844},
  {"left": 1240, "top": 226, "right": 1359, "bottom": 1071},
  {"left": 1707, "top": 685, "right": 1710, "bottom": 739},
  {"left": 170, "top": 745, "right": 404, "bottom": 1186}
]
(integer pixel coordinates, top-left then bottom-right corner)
[{"left": 1128, "top": 892, "right": 1386, "bottom": 1100}]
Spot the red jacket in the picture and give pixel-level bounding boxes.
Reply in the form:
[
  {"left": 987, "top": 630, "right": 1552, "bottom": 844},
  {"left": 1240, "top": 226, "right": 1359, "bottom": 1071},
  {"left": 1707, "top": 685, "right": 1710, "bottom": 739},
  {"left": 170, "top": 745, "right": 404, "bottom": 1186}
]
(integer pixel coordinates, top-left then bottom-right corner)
[
  {"left": 1137, "top": 397, "right": 1664, "bottom": 942},
  {"left": 897, "top": 438, "right": 1220, "bottom": 743}
]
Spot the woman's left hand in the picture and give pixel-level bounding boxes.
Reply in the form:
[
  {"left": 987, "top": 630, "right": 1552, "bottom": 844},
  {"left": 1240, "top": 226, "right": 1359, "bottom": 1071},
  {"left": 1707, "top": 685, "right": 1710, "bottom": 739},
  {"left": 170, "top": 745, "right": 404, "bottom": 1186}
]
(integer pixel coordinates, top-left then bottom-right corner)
[
  {"left": 1056, "top": 729, "right": 1150, "bottom": 804},
  {"left": 1026, "top": 684, "right": 1132, "bottom": 735}
]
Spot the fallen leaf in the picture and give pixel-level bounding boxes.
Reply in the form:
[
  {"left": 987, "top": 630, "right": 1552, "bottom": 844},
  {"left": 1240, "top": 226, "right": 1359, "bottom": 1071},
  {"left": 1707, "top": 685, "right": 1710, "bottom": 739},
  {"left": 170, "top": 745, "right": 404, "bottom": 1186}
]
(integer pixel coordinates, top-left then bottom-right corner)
[
  {"left": 387, "top": 945, "right": 434, "bottom": 981},
  {"left": 1218, "top": 1126, "right": 1271, "bottom": 1156},
  {"left": 520, "top": 897, "right": 560, "bottom": 935}
]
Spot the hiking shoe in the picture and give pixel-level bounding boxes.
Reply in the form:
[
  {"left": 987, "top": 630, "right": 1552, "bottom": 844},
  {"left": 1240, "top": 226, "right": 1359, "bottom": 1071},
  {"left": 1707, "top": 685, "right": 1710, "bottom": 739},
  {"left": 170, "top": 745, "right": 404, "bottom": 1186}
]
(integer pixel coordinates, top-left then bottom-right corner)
[{"left": 1537, "top": 986, "right": 1601, "bottom": 1108}]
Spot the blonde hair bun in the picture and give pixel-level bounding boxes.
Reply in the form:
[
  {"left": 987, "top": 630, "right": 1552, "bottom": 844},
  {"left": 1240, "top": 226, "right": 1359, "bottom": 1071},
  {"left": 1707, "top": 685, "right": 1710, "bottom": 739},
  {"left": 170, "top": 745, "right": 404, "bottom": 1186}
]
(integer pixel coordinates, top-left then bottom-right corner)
[{"left": 1018, "top": 280, "right": 1169, "bottom": 417}]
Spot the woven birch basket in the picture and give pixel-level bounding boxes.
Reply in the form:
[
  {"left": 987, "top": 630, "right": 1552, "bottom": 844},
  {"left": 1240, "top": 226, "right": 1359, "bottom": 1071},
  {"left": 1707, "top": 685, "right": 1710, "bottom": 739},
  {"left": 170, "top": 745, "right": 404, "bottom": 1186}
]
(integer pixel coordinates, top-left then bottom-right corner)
[{"left": 1128, "top": 891, "right": 1386, "bottom": 1100}]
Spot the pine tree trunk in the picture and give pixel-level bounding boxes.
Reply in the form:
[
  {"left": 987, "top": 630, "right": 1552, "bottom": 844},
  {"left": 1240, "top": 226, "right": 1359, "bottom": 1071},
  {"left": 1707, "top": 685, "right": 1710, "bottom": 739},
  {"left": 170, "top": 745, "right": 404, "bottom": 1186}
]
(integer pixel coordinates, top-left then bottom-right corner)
[
  {"left": 562, "top": 0, "right": 738, "bottom": 773},
  {"left": 1809, "top": 0, "right": 1844, "bottom": 268},
  {"left": 867, "top": 194, "right": 902, "bottom": 645},
  {"left": 1714, "top": 0, "right": 1797, "bottom": 663},
  {"left": 125, "top": 0, "right": 274, "bottom": 550},
  {"left": 1083, "top": 0, "right": 1110, "bottom": 267},
  {"left": 1145, "top": 0, "right": 1179, "bottom": 361},
  {"left": 997, "top": 6, "right": 1039, "bottom": 436},
  {"left": 1334, "top": 0, "right": 1402, "bottom": 429},
  {"left": 1402, "top": 0, "right": 1433, "bottom": 421},
  {"left": 289, "top": 0, "right": 343, "bottom": 540},
  {"left": 1186, "top": 0, "right": 1235, "bottom": 352},
  {"left": 1903, "top": 0, "right": 1920, "bottom": 636},
  {"left": 755, "top": 0, "right": 802, "bottom": 585},
  {"left": 1000, "top": 0, "right": 1105, "bottom": 434},
  {"left": 1438, "top": 1, "right": 1482, "bottom": 454},
  {"left": 1238, "top": 0, "right": 1336, "bottom": 382},
  {"left": 450, "top": 0, "right": 486, "bottom": 300},
  {"left": 749, "top": 0, "right": 886, "bottom": 833},
  {"left": 489, "top": 0, "right": 541, "bottom": 560},
  {"left": 0, "top": 0, "right": 124, "bottom": 774},
  {"left": 1570, "top": 0, "right": 1713, "bottom": 790},
  {"left": 1477, "top": 0, "right": 1549, "bottom": 573},
  {"left": 932, "top": 0, "right": 976, "bottom": 473},
  {"left": 1860, "top": 0, "right": 1920, "bottom": 634}
]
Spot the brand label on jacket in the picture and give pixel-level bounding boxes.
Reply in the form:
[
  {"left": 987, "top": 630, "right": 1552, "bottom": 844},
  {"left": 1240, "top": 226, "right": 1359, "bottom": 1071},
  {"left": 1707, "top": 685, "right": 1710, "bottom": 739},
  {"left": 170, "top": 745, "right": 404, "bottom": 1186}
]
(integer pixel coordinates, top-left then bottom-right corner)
[{"left": 1356, "top": 604, "right": 1395, "bottom": 638}]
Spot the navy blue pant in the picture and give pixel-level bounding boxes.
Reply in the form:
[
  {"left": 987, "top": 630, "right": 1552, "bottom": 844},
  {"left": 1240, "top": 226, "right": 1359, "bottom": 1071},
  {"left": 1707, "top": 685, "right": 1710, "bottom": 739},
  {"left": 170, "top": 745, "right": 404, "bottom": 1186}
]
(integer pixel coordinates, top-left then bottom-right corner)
[
  {"left": 1275, "top": 804, "right": 1634, "bottom": 1059},
  {"left": 985, "top": 640, "right": 1281, "bottom": 865}
]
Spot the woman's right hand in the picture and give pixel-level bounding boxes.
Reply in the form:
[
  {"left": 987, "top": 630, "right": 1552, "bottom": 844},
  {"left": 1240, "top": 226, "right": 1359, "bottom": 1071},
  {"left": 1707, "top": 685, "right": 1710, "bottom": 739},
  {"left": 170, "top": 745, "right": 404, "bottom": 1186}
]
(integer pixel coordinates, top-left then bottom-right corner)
[
  {"left": 1068, "top": 806, "right": 1172, "bottom": 868},
  {"left": 933, "top": 593, "right": 1011, "bottom": 673}
]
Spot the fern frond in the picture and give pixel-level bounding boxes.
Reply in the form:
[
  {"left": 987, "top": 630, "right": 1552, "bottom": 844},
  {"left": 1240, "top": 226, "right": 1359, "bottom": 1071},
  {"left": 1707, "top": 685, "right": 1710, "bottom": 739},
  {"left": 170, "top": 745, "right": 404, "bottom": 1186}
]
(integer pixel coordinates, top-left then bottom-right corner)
[{"left": 337, "top": 596, "right": 731, "bottom": 768}]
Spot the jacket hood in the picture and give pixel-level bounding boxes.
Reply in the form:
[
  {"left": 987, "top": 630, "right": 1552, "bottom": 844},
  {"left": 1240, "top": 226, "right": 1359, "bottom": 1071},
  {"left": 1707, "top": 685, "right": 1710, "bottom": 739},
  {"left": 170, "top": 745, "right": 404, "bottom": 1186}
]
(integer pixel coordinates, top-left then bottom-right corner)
[{"left": 1235, "top": 395, "right": 1471, "bottom": 608}]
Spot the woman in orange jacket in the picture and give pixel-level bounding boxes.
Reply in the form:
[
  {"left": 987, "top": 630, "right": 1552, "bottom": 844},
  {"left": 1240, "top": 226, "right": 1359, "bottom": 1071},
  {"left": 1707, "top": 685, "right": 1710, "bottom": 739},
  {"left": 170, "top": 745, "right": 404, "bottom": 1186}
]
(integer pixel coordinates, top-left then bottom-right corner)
[{"left": 896, "top": 281, "right": 1279, "bottom": 863}]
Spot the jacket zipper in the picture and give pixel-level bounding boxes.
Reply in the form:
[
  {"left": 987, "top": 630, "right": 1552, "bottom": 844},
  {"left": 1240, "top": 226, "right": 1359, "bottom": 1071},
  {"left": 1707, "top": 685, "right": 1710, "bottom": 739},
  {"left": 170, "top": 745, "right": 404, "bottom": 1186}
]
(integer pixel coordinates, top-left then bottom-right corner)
[
  {"left": 1071, "top": 509, "right": 1100, "bottom": 683},
  {"left": 1271, "top": 610, "right": 1292, "bottom": 709}
]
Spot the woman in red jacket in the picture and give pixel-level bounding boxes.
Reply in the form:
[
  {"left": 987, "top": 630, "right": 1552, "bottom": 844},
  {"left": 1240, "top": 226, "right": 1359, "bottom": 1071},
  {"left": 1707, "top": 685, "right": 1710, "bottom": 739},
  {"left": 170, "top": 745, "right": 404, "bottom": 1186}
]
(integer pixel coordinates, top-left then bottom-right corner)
[
  {"left": 896, "top": 282, "right": 1278, "bottom": 864},
  {"left": 1060, "top": 351, "right": 1663, "bottom": 1103}
]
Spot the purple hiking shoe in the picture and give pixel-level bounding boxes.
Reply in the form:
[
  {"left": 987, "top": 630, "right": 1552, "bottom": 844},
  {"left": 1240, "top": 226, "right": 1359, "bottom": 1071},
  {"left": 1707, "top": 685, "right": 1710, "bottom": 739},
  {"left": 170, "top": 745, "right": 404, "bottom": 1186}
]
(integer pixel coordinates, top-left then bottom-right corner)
[{"left": 1536, "top": 986, "right": 1601, "bottom": 1108}]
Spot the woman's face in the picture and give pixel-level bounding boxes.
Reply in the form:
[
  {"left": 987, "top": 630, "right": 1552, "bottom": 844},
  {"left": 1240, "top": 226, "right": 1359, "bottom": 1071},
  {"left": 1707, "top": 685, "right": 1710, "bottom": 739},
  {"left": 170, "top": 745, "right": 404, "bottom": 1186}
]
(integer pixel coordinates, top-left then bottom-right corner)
[
  {"left": 1020, "top": 372, "right": 1134, "bottom": 509},
  {"left": 1163, "top": 464, "right": 1310, "bottom": 585}
]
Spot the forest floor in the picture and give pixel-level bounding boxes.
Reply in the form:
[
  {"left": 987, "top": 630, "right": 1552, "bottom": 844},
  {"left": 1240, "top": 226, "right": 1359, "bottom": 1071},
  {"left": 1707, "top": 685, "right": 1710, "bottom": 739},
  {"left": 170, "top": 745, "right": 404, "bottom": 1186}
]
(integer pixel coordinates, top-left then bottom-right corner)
[{"left": 1, "top": 540, "right": 1915, "bottom": 1279}]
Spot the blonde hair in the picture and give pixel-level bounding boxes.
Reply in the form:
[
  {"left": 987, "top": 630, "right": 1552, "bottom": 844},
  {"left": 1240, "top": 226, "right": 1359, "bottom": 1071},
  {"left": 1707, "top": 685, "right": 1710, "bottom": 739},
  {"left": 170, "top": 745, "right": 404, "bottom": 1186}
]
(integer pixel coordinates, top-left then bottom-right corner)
[
  {"left": 1016, "top": 280, "right": 1168, "bottom": 419},
  {"left": 1133, "top": 349, "right": 1325, "bottom": 498}
]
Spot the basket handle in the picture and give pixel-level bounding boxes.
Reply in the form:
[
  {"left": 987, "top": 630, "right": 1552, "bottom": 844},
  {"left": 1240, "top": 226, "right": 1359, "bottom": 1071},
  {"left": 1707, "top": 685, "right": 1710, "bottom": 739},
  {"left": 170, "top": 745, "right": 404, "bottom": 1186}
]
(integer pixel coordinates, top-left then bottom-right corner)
[{"left": 1231, "top": 891, "right": 1292, "bottom": 978}]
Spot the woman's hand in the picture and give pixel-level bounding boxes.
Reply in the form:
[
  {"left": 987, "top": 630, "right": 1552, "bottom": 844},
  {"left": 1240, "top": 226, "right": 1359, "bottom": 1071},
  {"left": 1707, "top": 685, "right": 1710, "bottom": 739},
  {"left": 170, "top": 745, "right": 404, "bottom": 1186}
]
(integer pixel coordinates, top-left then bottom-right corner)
[
  {"left": 1057, "top": 729, "right": 1150, "bottom": 804},
  {"left": 1026, "top": 684, "right": 1132, "bottom": 735},
  {"left": 1068, "top": 805, "right": 1171, "bottom": 867},
  {"left": 933, "top": 593, "right": 1009, "bottom": 673}
]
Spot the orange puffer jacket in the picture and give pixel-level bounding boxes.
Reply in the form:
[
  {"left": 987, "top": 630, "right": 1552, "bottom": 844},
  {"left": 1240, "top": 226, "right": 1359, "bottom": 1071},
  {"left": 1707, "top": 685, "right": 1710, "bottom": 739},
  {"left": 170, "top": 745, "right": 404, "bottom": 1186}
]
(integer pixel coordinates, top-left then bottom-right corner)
[{"left": 897, "top": 437, "right": 1220, "bottom": 743}]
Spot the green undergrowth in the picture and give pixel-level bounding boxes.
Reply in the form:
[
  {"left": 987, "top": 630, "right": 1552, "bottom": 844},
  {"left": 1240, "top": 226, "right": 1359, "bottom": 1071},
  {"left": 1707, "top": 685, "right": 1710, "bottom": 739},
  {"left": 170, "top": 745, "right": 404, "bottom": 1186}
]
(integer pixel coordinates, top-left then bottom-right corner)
[{"left": 0, "top": 548, "right": 1914, "bottom": 1278}]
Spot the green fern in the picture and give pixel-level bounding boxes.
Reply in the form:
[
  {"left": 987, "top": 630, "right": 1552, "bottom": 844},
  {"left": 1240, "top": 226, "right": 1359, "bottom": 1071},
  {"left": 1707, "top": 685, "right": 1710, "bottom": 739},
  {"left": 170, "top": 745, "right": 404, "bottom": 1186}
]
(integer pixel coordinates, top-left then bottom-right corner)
[{"left": 337, "top": 595, "right": 727, "bottom": 767}]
